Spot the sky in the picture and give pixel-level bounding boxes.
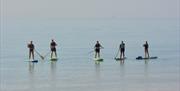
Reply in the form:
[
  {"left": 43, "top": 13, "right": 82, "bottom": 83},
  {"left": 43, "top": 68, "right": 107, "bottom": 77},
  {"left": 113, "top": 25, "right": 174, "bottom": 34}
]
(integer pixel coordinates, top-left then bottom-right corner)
[{"left": 1, "top": 0, "right": 179, "bottom": 19}]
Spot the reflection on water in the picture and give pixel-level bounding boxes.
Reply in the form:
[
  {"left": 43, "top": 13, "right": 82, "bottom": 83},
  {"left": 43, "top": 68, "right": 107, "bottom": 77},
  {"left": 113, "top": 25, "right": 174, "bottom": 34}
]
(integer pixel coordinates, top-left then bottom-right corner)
[
  {"left": 144, "top": 59, "right": 149, "bottom": 65},
  {"left": 50, "top": 61, "right": 57, "bottom": 88},
  {"left": 28, "top": 62, "right": 35, "bottom": 75},
  {"left": 120, "top": 60, "right": 125, "bottom": 65},
  {"left": 50, "top": 61, "right": 57, "bottom": 75},
  {"left": 28, "top": 62, "right": 35, "bottom": 90},
  {"left": 1, "top": 18, "right": 179, "bottom": 91},
  {"left": 144, "top": 59, "right": 149, "bottom": 91},
  {"left": 144, "top": 59, "right": 149, "bottom": 77},
  {"left": 119, "top": 60, "right": 126, "bottom": 91},
  {"left": 119, "top": 60, "right": 125, "bottom": 78},
  {"left": 95, "top": 61, "right": 101, "bottom": 79}
]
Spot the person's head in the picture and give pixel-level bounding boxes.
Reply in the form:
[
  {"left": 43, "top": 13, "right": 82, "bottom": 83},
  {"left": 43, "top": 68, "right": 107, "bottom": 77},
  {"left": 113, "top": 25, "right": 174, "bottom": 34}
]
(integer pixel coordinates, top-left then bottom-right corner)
[
  {"left": 30, "top": 41, "right": 33, "bottom": 44},
  {"left": 52, "top": 39, "right": 54, "bottom": 42},
  {"left": 97, "top": 41, "right": 99, "bottom": 44},
  {"left": 146, "top": 41, "right": 148, "bottom": 44},
  {"left": 121, "top": 41, "right": 124, "bottom": 43}
]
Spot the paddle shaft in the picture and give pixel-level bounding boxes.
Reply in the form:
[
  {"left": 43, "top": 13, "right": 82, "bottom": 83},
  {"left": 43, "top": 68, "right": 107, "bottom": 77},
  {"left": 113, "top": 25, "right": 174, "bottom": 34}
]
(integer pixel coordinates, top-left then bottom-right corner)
[
  {"left": 88, "top": 50, "right": 94, "bottom": 54},
  {"left": 115, "top": 48, "right": 120, "bottom": 58},
  {"left": 35, "top": 50, "right": 44, "bottom": 59},
  {"left": 43, "top": 51, "right": 51, "bottom": 59}
]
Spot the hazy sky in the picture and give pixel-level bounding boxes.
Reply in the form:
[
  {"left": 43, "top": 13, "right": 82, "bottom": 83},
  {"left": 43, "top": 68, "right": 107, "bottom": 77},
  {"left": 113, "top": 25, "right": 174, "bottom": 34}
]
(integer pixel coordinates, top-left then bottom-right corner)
[{"left": 1, "top": 0, "right": 180, "bottom": 18}]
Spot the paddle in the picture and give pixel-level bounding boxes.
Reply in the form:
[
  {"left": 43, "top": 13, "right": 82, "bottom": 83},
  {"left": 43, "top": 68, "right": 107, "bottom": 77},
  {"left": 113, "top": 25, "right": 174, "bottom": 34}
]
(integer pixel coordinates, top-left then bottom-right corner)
[
  {"left": 35, "top": 50, "right": 44, "bottom": 60},
  {"left": 88, "top": 50, "right": 94, "bottom": 54},
  {"left": 43, "top": 51, "right": 51, "bottom": 59},
  {"left": 114, "top": 48, "right": 120, "bottom": 59}
]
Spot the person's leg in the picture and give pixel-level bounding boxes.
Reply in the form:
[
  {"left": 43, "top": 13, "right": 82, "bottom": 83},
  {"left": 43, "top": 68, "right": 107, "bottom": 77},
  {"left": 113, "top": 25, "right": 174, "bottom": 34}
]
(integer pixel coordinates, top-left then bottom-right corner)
[
  {"left": 52, "top": 51, "right": 54, "bottom": 57},
  {"left": 122, "top": 49, "right": 125, "bottom": 58},
  {"left": 95, "top": 52, "right": 97, "bottom": 58},
  {"left": 29, "top": 51, "right": 31, "bottom": 59},
  {"left": 32, "top": 51, "right": 34, "bottom": 60},
  {"left": 144, "top": 49, "right": 146, "bottom": 58},
  {"left": 120, "top": 51, "right": 122, "bottom": 59},
  {"left": 123, "top": 51, "right": 125, "bottom": 58},
  {"left": 55, "top": 51, "right": 57, "bottom": 57},
  {"left": 98, "top": 52, "right": 100, "bottom": 58},
  {"left": 147, "top": 49, "right": 149, "bottom": 58},
  {"left": 145, "top": 49, "right": 147, "bottom": 58},
  {"left": 51, "top": 51, "right": 53, "bottom": 58}
]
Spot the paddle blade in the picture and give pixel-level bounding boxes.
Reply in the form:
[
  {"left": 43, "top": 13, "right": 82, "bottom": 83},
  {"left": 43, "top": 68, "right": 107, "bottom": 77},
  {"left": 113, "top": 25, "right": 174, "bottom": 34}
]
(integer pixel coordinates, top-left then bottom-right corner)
[{"left": 40, "top": 56, "right": 44, "bottom": 60}]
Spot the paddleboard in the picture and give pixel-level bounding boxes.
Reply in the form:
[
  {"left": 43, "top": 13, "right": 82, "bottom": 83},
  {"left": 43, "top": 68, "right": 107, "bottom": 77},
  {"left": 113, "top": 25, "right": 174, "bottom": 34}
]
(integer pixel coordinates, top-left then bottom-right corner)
[
  {"left": 50, "top": 58, "right": 58, "bottom": 61},
  {"left": 136, "top": 56, "right": 158, "bottom": 60},
  {"left": 28, "top": 60, "right": 38, "bottom": 63},
  {"left": 93, "top": 58, "right": 103, "bottom": 61},
  {"left": 115, "top": 57, "right": 127, "bottom": 61}
]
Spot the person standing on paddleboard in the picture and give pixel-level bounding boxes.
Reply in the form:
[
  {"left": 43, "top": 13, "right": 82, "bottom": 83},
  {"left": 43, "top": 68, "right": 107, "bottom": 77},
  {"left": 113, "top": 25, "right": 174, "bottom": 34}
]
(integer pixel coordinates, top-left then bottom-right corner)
[
  {"left": 27, "top": 41, "right": 35, "bottom": 60},
  {"left": 119, "top": 41, "right": 125, "bottom": 59},
  {"left": 94, "top": 41, "right": 104, "bottom": 58},
  {"left": 143, "top": 41, "right": 150, "bottom": 58},
  {"left": 50, "top": 39, "right": 57, "bottom": 58}
]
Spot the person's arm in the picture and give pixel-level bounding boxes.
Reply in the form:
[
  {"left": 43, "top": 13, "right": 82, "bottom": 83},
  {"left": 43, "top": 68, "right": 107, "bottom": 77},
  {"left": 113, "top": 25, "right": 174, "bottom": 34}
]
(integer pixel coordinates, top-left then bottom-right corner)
[{"left": 143, "top": 44, "right": 145, "bottom": 47}]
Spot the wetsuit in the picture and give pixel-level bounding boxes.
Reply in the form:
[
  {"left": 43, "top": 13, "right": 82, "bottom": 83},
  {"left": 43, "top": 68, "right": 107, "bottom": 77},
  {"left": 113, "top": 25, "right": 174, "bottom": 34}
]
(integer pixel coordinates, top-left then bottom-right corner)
[
  {"left": 120, "top": 43, "right": 125, "bottom": 53},
  {"left": 51, "top": 42, "right": 57, "bottom": 52},
  {"left": 143, "top": 43, "right": 149, "bottom": 58},
  {"left": 143, "top": 43, "right": 148, "bottom": 50},
  {"left": 28, "top": 44, "right": 34, "bottom": 52},
  {"left": 95, "top": 43, "right": 101, "bottom": 53},
  {"left": 28, "top": 43, "right": 34, "bottom": 60}
]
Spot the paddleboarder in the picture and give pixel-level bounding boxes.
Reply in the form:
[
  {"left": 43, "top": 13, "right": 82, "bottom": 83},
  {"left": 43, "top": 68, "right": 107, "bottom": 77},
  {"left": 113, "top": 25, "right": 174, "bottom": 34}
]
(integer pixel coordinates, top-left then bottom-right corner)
[
  {"left": 27, "top": 41, "right": 35, "bottom": 60},
  {"left": 143, "top": 41, "right": 150, "bottom": 58},
  {"left": 119, "top": 41, "right": 125, "bottom": 59},
  {"left": 50, "top": 39, "right": 57, "bottom": 58},
  {"left": 94, "top": 41, "right": 104, "bottom": 58}
]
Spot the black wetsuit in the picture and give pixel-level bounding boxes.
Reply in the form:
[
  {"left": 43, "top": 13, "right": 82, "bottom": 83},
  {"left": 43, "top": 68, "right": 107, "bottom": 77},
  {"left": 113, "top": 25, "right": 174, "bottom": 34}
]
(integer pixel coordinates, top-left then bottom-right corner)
[
  {"left": 51, "top": 42, "right": 57, "bottom": 52},
  {"left": 95, "top": 43, "right": 101, "bottom": 53},
  {"left": 28, "top": 44, "right": 34, "bottom": 51},
  {"left": 143, "top": 43, "right": 149, "bottom": 58},
  {"left": 28, "top": 43, "right": 35, "bottom": 59},
  {"left": 143, "top": 44, "right": 148, "bottom": 50},
  {"left": 120, "top": 43, "right": 125, "bottom": 52}
]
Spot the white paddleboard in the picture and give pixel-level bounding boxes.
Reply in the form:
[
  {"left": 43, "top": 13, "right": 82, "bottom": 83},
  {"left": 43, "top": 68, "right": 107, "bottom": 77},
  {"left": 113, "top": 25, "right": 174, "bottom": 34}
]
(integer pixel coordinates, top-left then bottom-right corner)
[
  {"left": 93, "top": 58, "right": 103, "bottom": 61},
  {"left": 115, "top": 57, "right": 127, "bottom": 61},
  {"left": 50, "top": 58, "right": 58, "bottom": 61}
]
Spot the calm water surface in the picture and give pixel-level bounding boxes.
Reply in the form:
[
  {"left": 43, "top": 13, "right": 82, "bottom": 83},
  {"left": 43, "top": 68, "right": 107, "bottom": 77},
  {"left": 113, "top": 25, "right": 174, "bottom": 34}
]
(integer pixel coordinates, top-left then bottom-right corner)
[{"left": 1, "top": 18, "right": 179, "bottom": 91}]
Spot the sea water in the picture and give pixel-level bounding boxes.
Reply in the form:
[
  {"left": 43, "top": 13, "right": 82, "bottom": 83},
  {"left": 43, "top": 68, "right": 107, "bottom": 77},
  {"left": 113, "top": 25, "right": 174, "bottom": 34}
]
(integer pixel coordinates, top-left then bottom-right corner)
[{"left": 0, "top": 18, "right": 179, "bottom": 91}]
